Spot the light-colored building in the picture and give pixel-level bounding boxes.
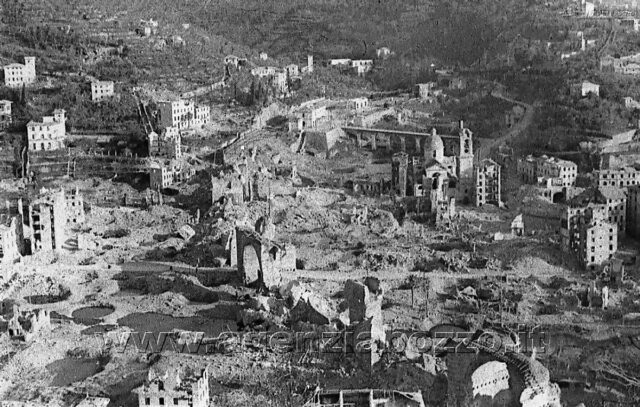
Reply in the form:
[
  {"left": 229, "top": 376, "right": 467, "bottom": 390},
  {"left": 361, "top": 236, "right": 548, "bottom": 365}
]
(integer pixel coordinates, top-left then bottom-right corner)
[
  {"left": 474, "top": 159, "right": 501, "bottom": 207},
  {"left": 157, "top": 100, "right": 210, "bottom": 130},
  {"left": 3, "top": 57, "right": 36, "bottom": 88},
  {"left": 348, "top": 97, "right": 369, "bottom": 112},
  {"left": 584, "top": 1, "right": 595, "bottom": 17},
  {"left": 27, "top": 109, "right": 66, "bottom": 151},
  {"left": 562, "top": 203, "right": 617, "bottom": 270},
  {"left": 259, "top": 52, "right": 268, "bottom": 61},
  {"left": 595, "top": 167, "right": 640, "bottom": 188},
  {"left": 578, "top": 81, "right": 599, "bottom": 97},
  {"left": 0, "top": 100, "right": 12, "bottom": 129},
  {"left": 376, "top": 47, "right": 392, "bottom": 59},
  {"left": 250, "top": 66, "right": 278, "bottom": 78},
  {"left": 623, "top": 96, "right": 640, "bottom": 109},
  {"left": 91, "top": 80, "right": 114, "bottom": 102},
  {"left": 137, "top": 367, "right": 209, "bottom": 407},
  {"left": 517, "top": 155, "right": 577, "bottom": 187},
  {"left": 149, "top": 163, "right": 195, "bottom": 190},
  {"left": 351, "top": 59, "right": 373, "bottom": 76},
  {"left": 329, "top": 58, "right": 352, "bottom": 66}
]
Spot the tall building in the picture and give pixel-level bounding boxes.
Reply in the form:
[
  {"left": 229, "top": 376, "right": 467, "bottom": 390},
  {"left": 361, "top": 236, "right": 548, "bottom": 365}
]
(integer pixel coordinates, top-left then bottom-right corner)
[
  {"left": 27, "top": 109, "right": 66, "bottom": 151},
  {"left": 149, "top": 127, "right": 182, "bottom": 160},
  {"left": 627, "top": 185, "right": 640, "bottom": 237},
  {"left": 474, "top": 159, "right": 501, "bottom": 207},
  {"left": 3, "top": 56, "right": 35, "bottom": 88},
  {"left": 28, "top": 189, "right": 67, "bottom": 253},
  {"left": 561, "top": 190, "right": 619, "bottom": 270},
  {"left": 517, "top": 155, "right": 577, "bottom": 187}
]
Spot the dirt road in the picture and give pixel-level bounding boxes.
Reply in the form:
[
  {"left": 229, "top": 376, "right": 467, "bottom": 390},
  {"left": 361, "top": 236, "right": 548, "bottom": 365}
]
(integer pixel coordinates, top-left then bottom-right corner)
[{"left": 476, "top": 91, "right": 536, "bottom": 161}]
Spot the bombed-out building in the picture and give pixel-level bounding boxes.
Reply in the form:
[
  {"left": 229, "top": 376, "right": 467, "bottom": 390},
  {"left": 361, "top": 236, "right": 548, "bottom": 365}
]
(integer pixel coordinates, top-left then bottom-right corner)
[
  {"left": 473, "top": 158, "right": 501, "bottom": 207},
  {"left": 561, "top": 195, "right": 618, "bottom": 270},
  {"left": 390, "top": 122, "right": 474, "bottom": 207},
  {"left": 136, "top": 367, "right": 209, "bottom": 407},
  {"left": 148, "top": 127, "right": 182, "bottom": 160},
  {"left": 28, "top": 189, "right": 67, "bottom": 253},
  {"left": 0, "top": 215, "right": 24, "bottom": 264}
]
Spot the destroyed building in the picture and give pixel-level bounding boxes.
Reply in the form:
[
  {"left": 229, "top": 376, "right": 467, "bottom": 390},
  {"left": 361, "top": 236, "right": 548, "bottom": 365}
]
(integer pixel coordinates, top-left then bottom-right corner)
[
  {"left": 304, "top": 389, "right": 425, "bottom": 407},
  {"left": 148, "top": 127, "right": 182, "bottom": 160},
  {"left": 136, "top": 367, "right": 209, "bottom": 407},
  {"left": 232, "top": 217, "right": 296, "bottom": 289},
  {"left": 28, "top": 189, "right": 67, "bottom": 253},
  {"left": 0, "top": 215, "right": 24, "bottom": 264},
  {"left": 0, "top": 100, "right": 12, "bottom": 130},
  {"left": 473, "top": 158, "right": 501, "bottom": 207},
  {"left": 6, "top": 306, "right": 50, "bottom": 341},
  {"left": 64, "top": 188, "right": 85, "bottom": 224},
  {"left": 27, "top": 109, "right": 66, "bottom": 151},
  {"left": 3, "top": 56, "right": 36, "bottom": 88},
  {"left": 288, "top": 99, "right": 329, "bottom": 131},
  {"left": 149, "top": 163, "right": 195, "bottom": 190},
  {"left": 561, "top": 202, "right": 617, "bottom": 270},
  {"left": 517, "top": 155, "right": 578, "bottom": 202},
  {"left": 390, "top": 122, "right": 474, "bottom": 205}
]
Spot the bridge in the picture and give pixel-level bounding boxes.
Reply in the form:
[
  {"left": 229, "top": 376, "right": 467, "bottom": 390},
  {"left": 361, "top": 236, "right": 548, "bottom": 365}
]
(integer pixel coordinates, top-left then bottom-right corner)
[{"left": 342, "top": 126, "right": 458, "bottom": 154}]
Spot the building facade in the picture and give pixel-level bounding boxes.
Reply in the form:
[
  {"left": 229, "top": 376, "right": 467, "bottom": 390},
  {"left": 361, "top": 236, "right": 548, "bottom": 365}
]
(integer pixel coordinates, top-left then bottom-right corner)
[
  {"left": 517, "top": 155, "right": 577, "bottom": 187},
  {"left": 27, "top": 109, "right": 66, "bottom": 151},
  {"left": 91, "top": 80, "right": 115, "bottom": 102},
  {"left": 157, "top": 100, "right": 210, "bottom": 130},
  {"left": 3, "top": 57, "right": 36, "bottom": 88},
  {"left": 148, "top": 127, "right": 182, "bottom": 160},
  {"left": 627, "top": 185, "right": 640, "bottom": 237},
  {"left": 348, "top": 97, "right": 369, "bottom": 112},
  {"left": 474, "top": 159, "right": 501, "bottom": 207},
  {"left": 137, "top": 368, "right": 209, "bottom": 407},
  {"left": 0, "top": 100, "right": 12, "bottom": 130},
  {"left": 595, "top": 167, "right": 640, "bottom": 188}
]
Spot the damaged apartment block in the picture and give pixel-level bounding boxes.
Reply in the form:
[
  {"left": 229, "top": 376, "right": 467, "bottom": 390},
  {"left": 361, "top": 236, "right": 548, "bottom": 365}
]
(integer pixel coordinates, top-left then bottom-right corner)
[
  {"left": 5, "top": 306, "right": 51, "bottom": 342},
  {"left": 562, "top": 201, "right": 617, "bottom": 270},
  {"left": 517, "top": 154, "right": 577, "bottom": 203},
  {"left": 136, "top": 367, "right": 210, "bottom": 407},
  {"left": 473, "top": 158, "right": 501, "bottom": 207}
]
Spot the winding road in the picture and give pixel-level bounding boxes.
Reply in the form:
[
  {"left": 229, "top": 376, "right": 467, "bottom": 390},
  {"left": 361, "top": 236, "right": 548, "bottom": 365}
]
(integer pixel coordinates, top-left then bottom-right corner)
[{"left": 476, "top": 90, "right": 536, "bottom": 161}]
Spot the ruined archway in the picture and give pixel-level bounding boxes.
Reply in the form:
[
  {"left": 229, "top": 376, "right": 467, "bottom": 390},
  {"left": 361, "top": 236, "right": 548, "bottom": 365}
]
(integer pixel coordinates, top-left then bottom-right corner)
[
  {"left": 242, "top": 244, "right": 261, "bottom": 286},
  {"left": 552, "top": 191, "right": 564, "bottom": 204}
]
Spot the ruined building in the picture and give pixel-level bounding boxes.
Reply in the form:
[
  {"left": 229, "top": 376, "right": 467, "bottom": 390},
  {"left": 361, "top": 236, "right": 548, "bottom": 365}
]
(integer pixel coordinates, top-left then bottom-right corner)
[
  {"left": 27, "top": 109, "right": 66, "bottom": 151},
  {"left": 136, "top": 367, "right": 209, "bottom": 407},
  {"left": 0, "top": 215, "right": 24, "bottom": 264},
  {"left": 6, "top": 306, "right": 51, "bottom": 341},
  {"left": 0, "top": 100, "right": 12, "bottom": 130},
  {"left": 232, "top": 216, "right": 296, "bottom": 289},
  {"left": 517, "top": 155, "right": 577, "bottom": 202},
  {"left": 305, "top": 389, "right": 425, "bottom": 407},
  {"left": 474, "top": 158, "right": 501, "bottom": 207},
  {"left": 390, "top": 122, "right": 474, "bottom": 205},
  {"left": 148, "top": 127, "right": 182, "bottom": 160},
  {"left": 567, "top": 187, "right": 626, "bottom": 234},
  {"left": 65, "top": 188, "right": 85, "bottom": 224},
  {"left": 561, "top": 202, "right": 617, "bottom": 270},
  {"left": 28, "top": 189, "right": 67, "bottom": 253}
]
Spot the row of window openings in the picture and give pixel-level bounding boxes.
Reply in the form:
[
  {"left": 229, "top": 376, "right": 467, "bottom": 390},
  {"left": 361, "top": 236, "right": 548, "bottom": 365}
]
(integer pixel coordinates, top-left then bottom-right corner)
[
  {"left": 144, "top": 397, "right": 182, "bottom": 405},
  {"left": 590, "top": 254, "right": 614, "bottom": 263}
]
